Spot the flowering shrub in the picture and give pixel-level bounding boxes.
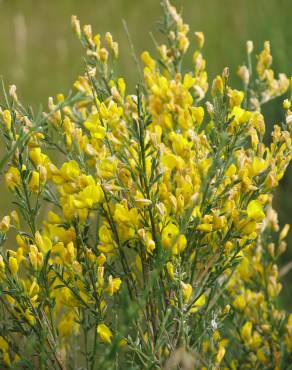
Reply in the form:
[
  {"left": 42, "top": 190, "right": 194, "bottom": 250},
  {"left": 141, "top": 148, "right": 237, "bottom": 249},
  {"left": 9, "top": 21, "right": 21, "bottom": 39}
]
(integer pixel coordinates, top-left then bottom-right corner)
[{"left": 1, "top": 1, "right": 292, "bottom": 368}]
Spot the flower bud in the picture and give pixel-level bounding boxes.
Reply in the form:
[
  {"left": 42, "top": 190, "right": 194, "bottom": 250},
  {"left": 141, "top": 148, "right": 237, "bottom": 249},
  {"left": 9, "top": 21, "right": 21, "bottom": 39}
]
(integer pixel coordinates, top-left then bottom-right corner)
[
  {"left": 97, "top": 323, "right": 112, "bottom": 343},
  {"left": 212, "top": 76, "right": 224, "bottom": 96},
  {"left": 0, "top": 215, "right": 11, "bottom": 233},
  {"left": 3, "top": 110, "right": 11, "bottom": 131},
  {"left": 283, "top": 99, "right": 291, "bottom": 110},
  {"left": 9, "top": 85, "right": 18, "bottom": 102},
  {"left": 8, "top": 256, "right": 18, "bottom": 276},
  {"left": 71, "top": 15, "right": 81, "bottom": 38},
  {"left": 180, "top": 281, "right": 192, "bottom": 303},
  {"left": 29, "top": 171, "right": 40, "bottom": 193},
  {"left": 194, "top": 31, "right": 205, "bottom": 49},
  {"left": 246, "top": 40, "right": 253, "bottom": 54}
]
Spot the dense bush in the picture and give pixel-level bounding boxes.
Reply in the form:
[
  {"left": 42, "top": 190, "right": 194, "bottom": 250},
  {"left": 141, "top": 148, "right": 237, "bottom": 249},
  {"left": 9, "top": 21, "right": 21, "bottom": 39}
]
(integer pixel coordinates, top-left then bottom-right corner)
[{"left": 0, "top": 1, "right": 292, "bottom": 368}]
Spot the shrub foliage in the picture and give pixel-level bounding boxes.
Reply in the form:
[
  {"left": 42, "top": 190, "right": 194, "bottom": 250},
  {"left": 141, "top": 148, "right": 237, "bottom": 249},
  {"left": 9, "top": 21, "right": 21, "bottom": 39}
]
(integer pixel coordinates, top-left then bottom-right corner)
[{"left": 0, "top": 1, "right": 292, "bottom": 369}]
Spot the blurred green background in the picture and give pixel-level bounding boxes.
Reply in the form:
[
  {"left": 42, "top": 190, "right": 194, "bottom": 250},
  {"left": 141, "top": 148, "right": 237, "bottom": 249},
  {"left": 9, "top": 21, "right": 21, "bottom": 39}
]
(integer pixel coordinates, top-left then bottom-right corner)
[{"left": 0, "top": 0, "right": 292, "bottom": 307}]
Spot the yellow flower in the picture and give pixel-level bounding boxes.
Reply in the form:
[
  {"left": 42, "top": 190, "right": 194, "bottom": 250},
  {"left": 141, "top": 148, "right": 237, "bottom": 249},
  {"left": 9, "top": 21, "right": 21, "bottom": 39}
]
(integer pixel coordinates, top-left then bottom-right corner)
[
  {"left": 98, "top": 224, "right": 114, "bottom": 254},
  {"left": 84, "top": 114, "right": 106, "bottom": 139},
  {"left": 240, "top": 321, "right": 252, "bottom": 344},
  {"left": 283, "top": 99, "right": 291, "bottom": 110},
  {"left": 29, "top": 245, "right": 43, "bottom": 270},
  {"left": 60, "top": 160, "right": 80, "bottom": 181},
  {"left": 135, "top": 254, "right": 142, "bottom": 272},
  {"left": 161, "top": 223, "right": 179, "bottom": 250},
  {"left": 212, "top": 76, "right": 224, "bottom": 96},
  {"left": 197, "top": 223, "right": 212, "bottom": 232},
  {"left": 162, "top": 152, "right": 184, "bottom": 171},
  {"left": 29, "top": 147, "right": 48, "bottom": 167},
  {"left": 194, "top": 31, "right": 205, "bottom": 48},
  {"left": 183, "top": 73, "right": 196, "bottom": 90},
  {"left": 216, "top": 344, "right": 226, "bottom": 364},
  {"left": 213, "top": 215, "right": 227, "bottom": 230},
  {"left": 141, "top": 51, "right": 156, "bottom": 71},
  {"left": 10, "top": 210, "right": 20, "bottom": 228},
  {"left": 97, "top": 323, "right": 112, "bottom": 343},
  {"left": 8, "top": 256, "right": 18, "bottom": 276},
  {"left": 47, "top": 211, "right": 62, "bottom": 224},
  {"left": 5, "top": 167, "right": 20, "bottom": 189},
  {"left": 250, "top": 331, "right": 262, "bottom": 349},
  {"left": 96, "top": 253, "right": 106, "bottom": 266},
  {"left": 192, "top": 106, "right": 204, "bottom": 124},
  {"left": 232, "top": 295, "right": 246, "bottom": 311},
  {"left": 190, "top": 294, "right": 206, "bottom": 313},
  {"left": 3, "top": 110, "right": 12, "bottom": 131},
  {"left": 114, "top": 203, "right": 139, "bottom": 228},
  {"left": 247, "top": 200, "right": 265, "bottom": 221},
  {"left": 98, "top": 158, "right": 117, "bottom": 179},
  {"left": 58, "top": 311, "right": 76, "bottom": 338},
  {"left": 251, "top": 157, "right": 268, "bottom": 176},
  {"left": 0, "top": 336, "right": 9, "bottom": 351},
  {"left": 239, "top": 220, "right": 257, "bottom": 235},
  {"left": 166, "top": 262, "right": 174, "bottom": 280},
  {"left": 228, "top": 89, "right": 244, "bottom": 108},
  {"left": 181, "top": 281, "right": 192, "bottom": 303},
  {"left": 225, "top": 164, "right": 237, "bottom": 177},
  {"left": 172, "top": 234, "right": 187, "bottom": 255},
  {"left": 0, "top": 256, "right": 5, "bottom": 280},
  {"left": 138, "top": 229, "right": 156, "bottom": 255},
  {"left": 230, "top": 106, "right": 252, "bottom": 125},
  {"left": 280, "top": 224, "right": 290, "bottom": 240},
  {"left": 161, "top": 224, "right": 187, "bottom": 254},
  {"left": 178, "top": 32, "right": 190, "bottom": 53},
  {"left": 35, "top": 231, "right": 52, "bottom": 253},
  {"left": 118, "top": 338, "right": 128, "bottom": 348},
  {"left": 0, "top": 215, "right": 11, "bottom": 233},
  {"left": 256, "top": 348, "right": 267, "bottom": 363},
  {"left": 29, "top": 171, "right": 40, "bottom": 193},
  {"left": 74, "top": 184, "right": 103, "bottom": 209},
  {"left": 106, "top": 276, "right": 122, "bottom": 296}
]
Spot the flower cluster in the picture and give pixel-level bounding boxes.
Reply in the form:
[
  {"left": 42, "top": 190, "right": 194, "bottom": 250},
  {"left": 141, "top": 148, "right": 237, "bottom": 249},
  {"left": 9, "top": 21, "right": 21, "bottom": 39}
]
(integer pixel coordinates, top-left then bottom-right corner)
[{"left": 0, "top": 1, "right": 292, "bottom": 368}]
